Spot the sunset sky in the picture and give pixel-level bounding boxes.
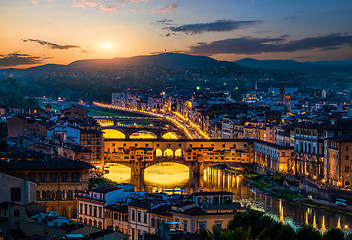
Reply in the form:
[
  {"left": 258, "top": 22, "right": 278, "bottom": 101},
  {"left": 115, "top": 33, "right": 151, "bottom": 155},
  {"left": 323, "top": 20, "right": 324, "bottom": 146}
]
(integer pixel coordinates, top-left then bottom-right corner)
[{"left": 1, "top": 0, "right": 352, "bottom": 68}]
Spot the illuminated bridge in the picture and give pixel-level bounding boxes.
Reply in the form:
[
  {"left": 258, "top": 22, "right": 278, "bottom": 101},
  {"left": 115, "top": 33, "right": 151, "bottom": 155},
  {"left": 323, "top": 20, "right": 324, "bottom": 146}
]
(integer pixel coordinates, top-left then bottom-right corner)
[
  {"left": 104, "top": 139, "right": 253, "bottom": 181},
  {"left": 101, "top": 125, "right": 185, "bottom": 139},
  {"left": 93, "top": 116, "right": 163, "bottom": 121}
]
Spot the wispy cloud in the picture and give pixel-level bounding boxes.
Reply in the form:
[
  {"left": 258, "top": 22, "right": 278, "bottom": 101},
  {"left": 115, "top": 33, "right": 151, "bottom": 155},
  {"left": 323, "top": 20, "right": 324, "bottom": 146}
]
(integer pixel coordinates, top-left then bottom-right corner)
[
  {"left": 129, "top": 8, "right": 148, "bottom": 13},
  {"left": 72, "top": 0, "right": 100, "bottom": 8},
  {"left": 0, "top": 52, "right": 50, "bottom": 67},
  {"left": 31, "top": 0, "right": 39, "bottom": 4},
  {"left": 187, "top": 33, "right": 352, "bottom": 55},
  {"left": 152, "top": 4, "right": 178, "bottom": 14},
  {"left": 23, "top": 39, "right": 80, "bottom": 50},
  {"left": 99, "top": 3, "right": 119, "bottom": 11},
  {"left": 284, "top": 16, "right": 298, "bottom": 22},
  {"left": 166, "top": 20, "right": 261, "bottom": 35}
]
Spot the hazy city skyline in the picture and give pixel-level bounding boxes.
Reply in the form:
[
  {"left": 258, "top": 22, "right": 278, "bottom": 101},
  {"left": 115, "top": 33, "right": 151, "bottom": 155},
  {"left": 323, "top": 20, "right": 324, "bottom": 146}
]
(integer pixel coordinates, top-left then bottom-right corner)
[{"left": 1, "top": 0, "right": 352, "bottom": 68}]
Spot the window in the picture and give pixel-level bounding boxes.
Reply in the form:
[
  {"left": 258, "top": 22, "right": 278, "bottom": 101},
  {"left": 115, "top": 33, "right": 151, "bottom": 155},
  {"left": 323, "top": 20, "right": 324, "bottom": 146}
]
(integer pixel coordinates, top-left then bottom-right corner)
[
  {"left": 89, "top": 205, "right": 92, "bottom": 216},
  {"left": 144, "top": 212, "right": 147, "bottom": 223},
  {"left": 50, "top": 173, "right": 57, "bottom": 182},
  {"left": 39, "top": 173, "right": 46, "bottom": 182},
  {"left": 345, "top": 166, "right": 350, "bottom": 172},
  {"left": 183, "top": 220, "right": 188, "bottom": 231},
  {"left": 346, "top": 155, "right": 350, "bottom": 161},
  {"left": 99, "top": 207, "right": 102, "bottom": 218},
  {"left": 61, "top": 173, "right": 68, "bottom": 182},
  {"left": 281, "top": 152, "right": 285, "bottom": 157},
  {"left": 175, "top": 218, "right": 179, "bottom": 229},
  {"left": 137, "top": 211, "right": 141, "bottom": 222},
  {"left": 72, "top": 172, "right": 79, "bottom": 182},
  {"left": 80, "top": 203, "right": 83, "bottom": 214},
  {"left": 11, "top": 187, "right": 21, "bottom": 201},
  {"left": 199, "top": 221, "right": 206, "bottom": 229},
  {"left": 215, "top": 221, "right": 223, "bottom": 229},
  {"left": 14, "top": 209, "right": 20, "bottom": 217},
  {"left": 131, "top": 210, "right": 135, "bottom": 221},
  {"left": 28, "top": 173, "right": 36, "bottom": 182},
  {"left": 94, "top": 206, "right": 97, "bottom": 217},
  {"left": 151, "top": 218, "right": 155, "bottom": 227},
  {"left": 84, "top": 204, "right": 87, "bottom": 215}
]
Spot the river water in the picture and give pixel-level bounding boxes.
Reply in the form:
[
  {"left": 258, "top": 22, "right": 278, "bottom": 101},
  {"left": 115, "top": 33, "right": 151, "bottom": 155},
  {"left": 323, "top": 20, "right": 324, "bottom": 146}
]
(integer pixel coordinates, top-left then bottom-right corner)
[{"left": 105, "top": 163, "right": 352, "bottom": 231}]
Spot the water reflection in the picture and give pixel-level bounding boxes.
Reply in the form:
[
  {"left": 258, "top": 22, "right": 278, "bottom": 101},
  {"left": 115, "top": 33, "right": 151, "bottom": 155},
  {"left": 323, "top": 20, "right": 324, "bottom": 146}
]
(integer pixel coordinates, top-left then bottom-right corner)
[
  {"left": 104, "top": 164, "right": 352, "bottom": 230},
  {"left": 144, "top": 163, "right": 189, "bottom": 187}
]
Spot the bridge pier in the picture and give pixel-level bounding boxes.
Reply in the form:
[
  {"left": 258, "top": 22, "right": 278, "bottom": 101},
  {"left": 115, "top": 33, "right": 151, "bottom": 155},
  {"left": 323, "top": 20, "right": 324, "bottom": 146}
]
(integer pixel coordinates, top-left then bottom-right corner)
[{"left": 131, "top": 161, "right": 146, "bottom": 191}]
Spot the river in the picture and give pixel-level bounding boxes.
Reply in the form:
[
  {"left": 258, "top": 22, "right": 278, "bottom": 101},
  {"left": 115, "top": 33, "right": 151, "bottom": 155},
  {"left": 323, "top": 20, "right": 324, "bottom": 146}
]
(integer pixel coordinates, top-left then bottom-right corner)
[{"left": 105, "top": 162, "right": 352, "bottom": 231}]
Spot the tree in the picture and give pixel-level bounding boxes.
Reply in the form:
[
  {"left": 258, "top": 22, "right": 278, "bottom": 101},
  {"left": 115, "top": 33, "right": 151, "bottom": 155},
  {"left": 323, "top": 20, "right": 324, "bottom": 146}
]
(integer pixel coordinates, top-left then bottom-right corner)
[
  {"left": 199, "top": 225, "right": 251, "bottom": 240},
  {"left": 322, "top": 228, "right": 344, "bottom": 240},
  {"left": 276, "top": 224, "right": 296, "bottom": 240},
  {"left": 296, "top": 224, "right": 322, "bottom": 240}
]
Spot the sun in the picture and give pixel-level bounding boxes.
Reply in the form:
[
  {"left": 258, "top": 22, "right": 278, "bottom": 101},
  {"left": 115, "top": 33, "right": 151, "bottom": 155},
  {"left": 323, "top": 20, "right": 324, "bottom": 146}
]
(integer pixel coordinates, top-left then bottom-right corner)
[{"left": 102, "top": 43, "right": 111, "bottom": 49}]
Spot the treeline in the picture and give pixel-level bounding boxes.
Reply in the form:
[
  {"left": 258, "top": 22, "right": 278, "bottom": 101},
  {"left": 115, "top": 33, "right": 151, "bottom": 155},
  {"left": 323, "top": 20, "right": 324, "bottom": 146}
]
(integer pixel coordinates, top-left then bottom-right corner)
[
  {"left": 200, "top": 210, "right": 352, "bottom": 240},
  {"left": 0, "top": 89, "right": 38, "bottom": 109},
  {"left": 0, "top": 77, "right": 120, "bottom": 103}
]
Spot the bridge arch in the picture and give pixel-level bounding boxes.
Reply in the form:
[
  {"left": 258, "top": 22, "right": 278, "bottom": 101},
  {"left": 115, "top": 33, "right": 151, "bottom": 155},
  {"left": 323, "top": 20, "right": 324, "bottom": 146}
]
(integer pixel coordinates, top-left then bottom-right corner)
[
  {"left": 164, "top": 149, "right": 174, "bottom": 157},
  {"left": 162, "top": 132, "right": 179, "bottom": 139},
  {"left": 103, "top": 163, "right": 131, "bottom": 182},
  {"left": 175, "top": 149, "right": 183, "bottom": 157},
  {"left": 103, "top": 129, "right": 125, "bottom": 139},
  {"left": 155, "top": 149, "right": 163, "bottom": 157},
  {"left": 130, "top": 130, "right": 157, "bottom": 139}
]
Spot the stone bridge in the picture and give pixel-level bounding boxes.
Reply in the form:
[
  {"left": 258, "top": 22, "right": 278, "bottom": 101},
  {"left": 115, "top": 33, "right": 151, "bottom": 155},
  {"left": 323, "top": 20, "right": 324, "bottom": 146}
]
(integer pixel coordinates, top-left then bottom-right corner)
[{"left": 101, "top": 126, "right": 185, "bottom": 139}]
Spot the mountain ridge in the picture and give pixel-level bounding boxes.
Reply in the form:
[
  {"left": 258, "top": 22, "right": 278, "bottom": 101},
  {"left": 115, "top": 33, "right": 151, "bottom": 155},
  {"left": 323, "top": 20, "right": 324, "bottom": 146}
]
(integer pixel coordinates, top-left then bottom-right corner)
[{"left": 234, "top": 58, "right": 352, "bottom": 73}]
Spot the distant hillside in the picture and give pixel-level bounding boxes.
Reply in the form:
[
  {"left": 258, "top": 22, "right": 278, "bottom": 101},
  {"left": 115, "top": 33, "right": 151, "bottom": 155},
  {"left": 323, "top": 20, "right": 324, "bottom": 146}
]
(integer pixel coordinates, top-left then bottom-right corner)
[
  {"left": 68, "top": 53, "right": 239, "bottom": 70},
  {"left": 234, "top": 58, "right": 352, "bottom": 73},
  {"left": 0, "top": 53, "right": 247, "bottom": 102}
]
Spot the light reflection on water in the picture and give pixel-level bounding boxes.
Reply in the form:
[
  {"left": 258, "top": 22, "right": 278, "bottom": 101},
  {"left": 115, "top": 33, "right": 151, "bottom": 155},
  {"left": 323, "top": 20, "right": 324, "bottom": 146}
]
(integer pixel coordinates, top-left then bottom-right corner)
[
  {"left": 104, "top": 164, "right": 352, "bottom": 230},
  {"left": 144, "top": 163, "right": 189, "bottom": 186}
]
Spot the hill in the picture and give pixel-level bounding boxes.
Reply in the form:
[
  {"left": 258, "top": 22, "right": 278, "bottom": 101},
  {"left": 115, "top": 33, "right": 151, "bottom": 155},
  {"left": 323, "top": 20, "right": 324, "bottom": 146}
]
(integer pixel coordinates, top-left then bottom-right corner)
[
  {"left": 67, "top": 52, "right": 238, "bottom": 70},
  {"left": 234, "top": 58, "right": 352, "bottom": 73}
]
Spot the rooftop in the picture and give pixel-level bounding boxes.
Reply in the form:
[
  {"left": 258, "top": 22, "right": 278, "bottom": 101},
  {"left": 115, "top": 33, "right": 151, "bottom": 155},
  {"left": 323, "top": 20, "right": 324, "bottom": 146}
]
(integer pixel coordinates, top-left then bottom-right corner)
[
  {"left": 0, "top": 158, "right": 94, "bottom": 170},
  {"left": 90, "top": 185, "right": 121, "bottom": 194},
  {"left": 191, "top": 191, "right": 234, "bottom": 196}
]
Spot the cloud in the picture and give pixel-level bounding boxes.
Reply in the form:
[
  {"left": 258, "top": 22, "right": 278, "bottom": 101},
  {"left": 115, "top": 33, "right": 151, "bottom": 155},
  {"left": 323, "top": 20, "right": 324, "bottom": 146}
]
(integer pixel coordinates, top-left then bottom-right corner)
[
  {"left": 72, "top": 0, "right": 150, "bottom": 10},
  {"left": 0, "top": 52, "right": 48, "bottom": 67},
  {"left": 23, "top": 39, "right": 81, "bottom": 50},
  {"left": 187, "top": 33, "right": 352, "bottom": 55},
  {"left": 152, "top": 4, "right": 178, "bottom": 14},
  {"left": 152, "top": 19, "right": 175, "bottom": 26},
  {"left": 72, "top": 0, "right": 100, "bottom": 8},
  {"left": 31, "top": 0, "right": 39, "bottom": 4},
  {"left": 100, "top": 3, "right": 119, "bottom": 11},
  {"left": 166, "top": 20, "right": 261, "bottom": 35},
  {"left": 284, "top": 16, "right": 298, "bottom": 22},
  {"left": 129, "top": 8, "right": 148, "bottom": 13}
]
